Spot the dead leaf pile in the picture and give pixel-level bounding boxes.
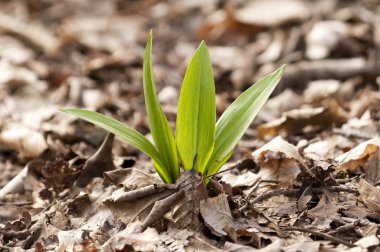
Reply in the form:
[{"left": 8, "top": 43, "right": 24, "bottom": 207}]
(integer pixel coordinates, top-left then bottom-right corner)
[{"left": 2, "top": 0, "right": 380, "bottom": 251}]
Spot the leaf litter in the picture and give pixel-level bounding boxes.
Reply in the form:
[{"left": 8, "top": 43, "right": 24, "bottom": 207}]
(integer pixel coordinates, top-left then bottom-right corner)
[{"left": 2, "top": 0, "right": 380, "bottom": 251}]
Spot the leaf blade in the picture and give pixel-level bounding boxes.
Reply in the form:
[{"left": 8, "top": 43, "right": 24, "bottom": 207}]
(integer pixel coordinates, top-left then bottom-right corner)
[
  {"left": 205, "top": 65, "right": 285, "bottom": 176},
  {"left": 143, "top": 32, "right": 179, "bottom": 183},
  {"left": 59, "top": 108, "right": 172, "bottom": 183},
  {"left": 176, "top": 41, "right": 216, "bottom": 172}
]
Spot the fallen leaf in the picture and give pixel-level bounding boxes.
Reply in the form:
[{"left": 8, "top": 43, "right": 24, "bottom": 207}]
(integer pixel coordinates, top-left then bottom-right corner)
[
  {"left": 307, "top": 194, "right": 340, "bottom": 230},
  {"left": 284, "top": 241, "right": 322, "bottom": 252},
  {"left": 0, "top": 159, "right": 44, "bottom": 200},
  {"left": 304, "top": 80, "right": 340, "bottom": 102},
  {"left": 252, "top": 136, "right": 303, "bottom": 183},
  {"left": 306, "top": 21, "right": 349, "bottom": 60},
  {"left": 101, "top": 223, "right": 160, "bottom": 251},
  {"left": 75, "top": 133, "right": 116, "bottom": 187},
  {"left": 234, "top": 0, "right": 311, "bottom": 27},
  {"left": 358, "top": 179, "right": 380, "bottom": 215},
  {"left": 103, "top": 167, "right": 161, "bottom": 189},
  {"left": 340, "top": 112, "right": 379, "bottom": 139},
  {"left": 260, "top": 89, "right": 303, "bottom": 119},
  {"left": 220, "top": 171, "right": 260, "bottom": 188},
  {"left": 354, "top": 235, "right": 380, "bottom": 248},
  {"left": 0, "top": 124, "right": 48, "bottom": 159},
  {"left": 200, "top": 194, "right": 233, "bottom": 236},
  {"left": 303, "top": 135, "right": 352, "bottom": 160},
  {"left": 258, "top": 103, "right": 347, "bottom": 139},
  {"left": 336, "top": 138, "right": 380, "bottom": 184}
]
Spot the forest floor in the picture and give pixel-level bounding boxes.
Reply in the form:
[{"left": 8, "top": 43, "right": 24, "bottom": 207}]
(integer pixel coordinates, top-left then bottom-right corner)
[{"left": 1, "top": 0, "right": 380, "bottom": 251}]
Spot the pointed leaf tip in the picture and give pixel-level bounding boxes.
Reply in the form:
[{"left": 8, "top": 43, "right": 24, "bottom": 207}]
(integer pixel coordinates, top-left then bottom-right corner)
[
  {"left": 204, "top": 65, "right": 284, "bottom": 176},
  {"left": 176, "top": 37, "right": 216, "bottom": 172}
]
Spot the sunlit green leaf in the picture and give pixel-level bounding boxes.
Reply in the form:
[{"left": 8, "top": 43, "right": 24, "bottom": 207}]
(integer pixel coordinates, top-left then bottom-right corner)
[
  {"left": 59, "top": 109, "right": 172, "bottom": 183},
  {"left": 143, "top": 31, "right": 179, "bottom": 183},
  {"left": 205, "top": 65, "right": 285, "bottom": 176},
  {"left": 176, "top": 41, "right": 215, "bottom": 172}
]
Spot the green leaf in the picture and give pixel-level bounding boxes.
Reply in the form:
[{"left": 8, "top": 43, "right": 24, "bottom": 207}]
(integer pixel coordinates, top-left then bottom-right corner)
[
  {"left": 143, "top": 31, "right": 179, "bottom": 183},
  {"left": 59, "top": 108, "right": 172, "bottom": 183},
  {"left": 176, "top": 41, "right": 216, "bottom": 172},
  {"left": 205, "top": 65, "right": 285, "bottom": 176}
]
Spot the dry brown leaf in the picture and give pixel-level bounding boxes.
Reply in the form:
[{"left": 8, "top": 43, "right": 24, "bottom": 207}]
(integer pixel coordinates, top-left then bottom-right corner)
[
  {"left": 158, "top": 227, "right": 194, "bottom": 251},
  {"left": 303, "top": 80, "right": 340, "bottom": 102},
  {"left": 101, "top": 222, "right": 160, "bottom": 251},
  {"left": 220, "top": 171, "right": 260, "bottom": 188},
  {"left": 303, "top": 135, "right": 352, "bottom": 160},
  {"left": 63, "top": 16, "right": 144, "bottom": 52},
  {"left": 336, "top": 138, "right": 380, "bottom": 166},
  {"left": 284, "top": 241, "right": 322, "bottom": 252},
  {"left": 200, "top": 194, "right": 233, "bottom": 236},
  {"left": 340, "top": 112, "right": 379, "bottom": 139},
  {"left": 260, "top": 89, "right": 303, "bottom": 119},
  {"left": 358, "top": 179, "right": 380, "bottom": 215},
  {"left": 336, "top": 138, "right": 380, "bottom": 183},
  {"left": 253, "top": 136, "right": 304, "bottom": 164},
  {"left": 0, "top": 160, "right": 44, "bottom": 200},
  {"left": 103, "top": 168, "right": 161, "bottom": 189},
  {"left": 258, "top": 103, "right": 347, "bottom": 139},
  {"left": 75, "top": 133, "right": 115, "bottom": 187},
  {"left": 306, "top": 21, "right": 349, "bottom": 60},
  {"left": 225, "top": 239, "right": 283, "bottom": 251},
  {"left": 234, "top": 0, "right": 311, "bottom": 27},
  {"left": 252, "top": 137, "right": 303, "bottom": 183},
  {"left": 0, "top": 124, "right": 47, "bottom": 159},
  {"left": 164, "top": 170, "right": 208, "bottom": 229},
  {"left": 0, "top": 13, "right": 58, "bottom": 55},
  {"left": 307, "top": 194, "right": 340, "bottom": 230},
  {"left": 354, "top": 235, "right": 380, "bottom": 249}
]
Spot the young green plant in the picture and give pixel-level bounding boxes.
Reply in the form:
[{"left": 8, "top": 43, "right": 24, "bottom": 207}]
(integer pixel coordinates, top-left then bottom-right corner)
[{"left": 60, "top": 31, "right": 285, "bottom": 184}]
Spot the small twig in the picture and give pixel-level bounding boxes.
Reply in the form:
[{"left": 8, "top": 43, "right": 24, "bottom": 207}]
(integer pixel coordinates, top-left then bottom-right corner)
[{"left": 282, "top": 226, "right": 354, "bottom": 248}]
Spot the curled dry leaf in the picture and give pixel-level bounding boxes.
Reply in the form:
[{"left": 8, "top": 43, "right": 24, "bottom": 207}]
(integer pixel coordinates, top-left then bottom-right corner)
[
  {"left": 0, "top": 159, "right": 44, "bottom": 200},
  {"left": 253, "top": 136, "right": 304, "bottom": 164},
  {"left": 303, "top": 80, "right": 340, "bottom": 102},
  {"left": 41, "top": 159, "right": 79, "bottom": 193},
  {"left": 220, "top": 171, "right": 260, "bottom": 188},
  {"left": 260, "top": 89, "right": 303, "bottom": 119},
  {"left": 303, "top": 135, "right": 352, "bottom": 160},
  {"left": 252, "top": 136, "right": 304, "bottom": 183},
  {"left": 306, "top": 21, "right": 349, "bottom": 60},
  {"left": 258, "top": 103, "right": 347, "bottom": 139},
  {"left": 336, "top": 138, "right": 380, "bottom": 184},
  {"left": 0, "top": 125, "right": 48, "bottom": 159},
  {"left": 63, "top": 16, "right": 144, "bottom": 52},
  {"left": 354, "top": 235, "right": 380, "bottom": 249},
  {"left": 158, "top": 228, "right": 194, "bottom": 252},
  {"left": 200, "top": 193, "right": 233, "bottom": 236},
  {"left": 234, "top": 0, "right": 311, "bottom": 27},
  {"left": 75, "top": 133, "right": 116, "bottom": 187},
  {"left": 0, "top": 13, "right": 59, "bottom": 55},
  {"left": 102, "top": 223, "right": 160, "bottom": 251},
  {"left": 164, "top": 170, "right": 208, "bottom": 229},
  {"left": 340, "top": 113, "right": 378, "bottom": 140},
  {"left": 105, "top": 170, "right": 207, "bottom": 231},
  {"left": 358, "top": 179, "right": 380, "bottom": 215},
  {"left": 307, "top": 194, "right": 340, "bottom": 230},
  {"left": 103, "top": 167, "right": 161, "bottom": 189}
]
